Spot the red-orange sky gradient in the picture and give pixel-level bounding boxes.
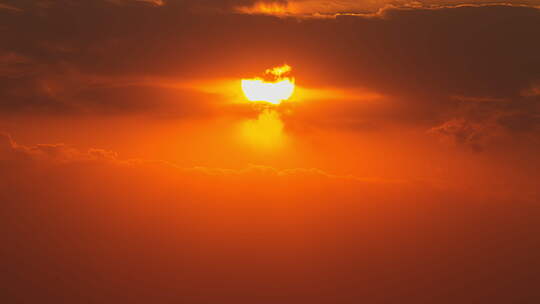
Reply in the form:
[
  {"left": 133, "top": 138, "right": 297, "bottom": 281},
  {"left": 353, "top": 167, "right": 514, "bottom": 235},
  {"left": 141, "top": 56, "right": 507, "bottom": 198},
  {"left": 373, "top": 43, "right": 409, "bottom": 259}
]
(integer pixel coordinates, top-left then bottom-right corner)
[{"left": 1, "top": 1, "right": 540, "bottom": 303}]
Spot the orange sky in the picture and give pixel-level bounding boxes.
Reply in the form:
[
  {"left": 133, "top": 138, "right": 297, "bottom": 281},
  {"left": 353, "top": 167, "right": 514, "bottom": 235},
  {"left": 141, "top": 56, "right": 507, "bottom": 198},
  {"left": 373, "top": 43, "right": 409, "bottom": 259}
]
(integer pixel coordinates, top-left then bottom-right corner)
[{"left": 1, "top": 1, "right": 540, "bottom": 303}]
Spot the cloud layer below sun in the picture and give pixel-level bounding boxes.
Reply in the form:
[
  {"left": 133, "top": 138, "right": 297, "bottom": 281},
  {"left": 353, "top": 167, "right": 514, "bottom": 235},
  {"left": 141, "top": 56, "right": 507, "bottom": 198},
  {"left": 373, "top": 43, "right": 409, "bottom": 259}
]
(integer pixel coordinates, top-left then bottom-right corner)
[{"left": 2, "top": 131, "right": 539, "bottom": 303}]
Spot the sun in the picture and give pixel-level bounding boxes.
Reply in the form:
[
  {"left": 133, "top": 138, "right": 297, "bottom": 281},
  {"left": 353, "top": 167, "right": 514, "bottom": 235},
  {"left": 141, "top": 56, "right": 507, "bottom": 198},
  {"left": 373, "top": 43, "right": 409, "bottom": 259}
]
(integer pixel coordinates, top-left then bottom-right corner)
[
  {"left": 241, "top": 64, "right": 295, "bottom": 105},
  {"left": 241, "top": 79, "right": 295, "bottom": 104}
]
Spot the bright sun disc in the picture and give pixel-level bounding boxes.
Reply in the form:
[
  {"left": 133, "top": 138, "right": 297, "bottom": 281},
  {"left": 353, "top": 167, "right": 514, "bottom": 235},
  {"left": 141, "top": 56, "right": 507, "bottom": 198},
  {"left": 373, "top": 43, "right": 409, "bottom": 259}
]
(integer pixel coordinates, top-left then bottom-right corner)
[
  {"left": 241, "top": 64, "right": 295, "bottom": 104},
  {"left": 241, "top": 78, "right": 295, "bottom": 104}
]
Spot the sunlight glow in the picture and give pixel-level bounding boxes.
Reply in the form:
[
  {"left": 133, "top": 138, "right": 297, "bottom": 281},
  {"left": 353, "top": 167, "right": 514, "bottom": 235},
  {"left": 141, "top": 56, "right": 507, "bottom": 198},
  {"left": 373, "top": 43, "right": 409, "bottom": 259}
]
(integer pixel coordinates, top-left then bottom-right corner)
[
  {"left": 241, "top": 109, "right": 285, "bottom": 148},
  {"left": 241, "top": 64, "right": 295, "bottom": 104}
]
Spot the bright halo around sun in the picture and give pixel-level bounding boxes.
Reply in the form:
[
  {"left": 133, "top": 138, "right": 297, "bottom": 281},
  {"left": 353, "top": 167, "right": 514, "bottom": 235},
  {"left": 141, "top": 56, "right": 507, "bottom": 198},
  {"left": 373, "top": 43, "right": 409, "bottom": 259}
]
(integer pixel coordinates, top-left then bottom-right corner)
[{"left": 241, "top": 64, "right": 295, "bottom": 105}]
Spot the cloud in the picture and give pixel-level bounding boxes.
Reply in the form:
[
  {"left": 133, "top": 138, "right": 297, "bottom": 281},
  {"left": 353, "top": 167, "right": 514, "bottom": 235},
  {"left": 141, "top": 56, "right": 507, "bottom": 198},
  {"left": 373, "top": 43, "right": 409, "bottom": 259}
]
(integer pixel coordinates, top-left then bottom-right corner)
[
  {"left": 2, "top": 132, "right": 537, "bottom": 201},
  {"left": 0, "top": 132, "right": 118, "bottom": 163},
  {"left": 108, "top": 0, "right": 166, "bottom": 6},
  {"left": 0, "top": 65, "right": 224, "bottom": 116},
  {"left": 233, "top": 1, "right": 540, "bottom": 18},
  {"left": 429, "top": 118, "right": 491, "bottom": 151},
  {"left": 0, "top": 132, "right": 14, "bottom": 155},
  {"left": 134, "top": 0, "right": 165, "bottom": 5},
  {"left": 1, "top": 132, "right": 539, "bottom": 303},
  {"left": 522, "top": 81, "right": 540, "bottom": 96},
  {"left": 427, "top": 92, "right": 540, "bottom": 150},
  {"left": 0, "top": 132, "right": 406, "bottom": 185},
  {"left": 0, "top": 2, "right": 22, "bottom": 12},
  {"left": 0, "top": 52, "right": 33, "bottom": 77}
]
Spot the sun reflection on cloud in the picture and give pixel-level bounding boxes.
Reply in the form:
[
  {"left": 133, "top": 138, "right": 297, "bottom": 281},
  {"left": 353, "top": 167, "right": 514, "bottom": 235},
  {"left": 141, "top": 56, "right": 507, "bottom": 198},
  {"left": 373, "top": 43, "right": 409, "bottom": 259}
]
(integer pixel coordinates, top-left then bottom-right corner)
[
  {"left": 236, "top": 1, "right": 292, "bottom": 16},
  {"left": 240, "top": 109, "right": 285, "bottom": 149}
]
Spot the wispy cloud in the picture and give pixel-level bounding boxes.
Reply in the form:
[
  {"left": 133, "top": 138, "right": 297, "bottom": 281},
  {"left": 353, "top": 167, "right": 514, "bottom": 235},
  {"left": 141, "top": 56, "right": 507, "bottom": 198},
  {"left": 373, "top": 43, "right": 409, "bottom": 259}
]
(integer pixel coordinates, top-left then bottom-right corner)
[
  {"left": 109, "top": 0, "right": 166, "bottom": 6},
  {"left": 235, "top": 1, "right": 540, "bottom": 18},
  {"left": 0, "top": 2, "right": 22, "bottom": 12}
]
